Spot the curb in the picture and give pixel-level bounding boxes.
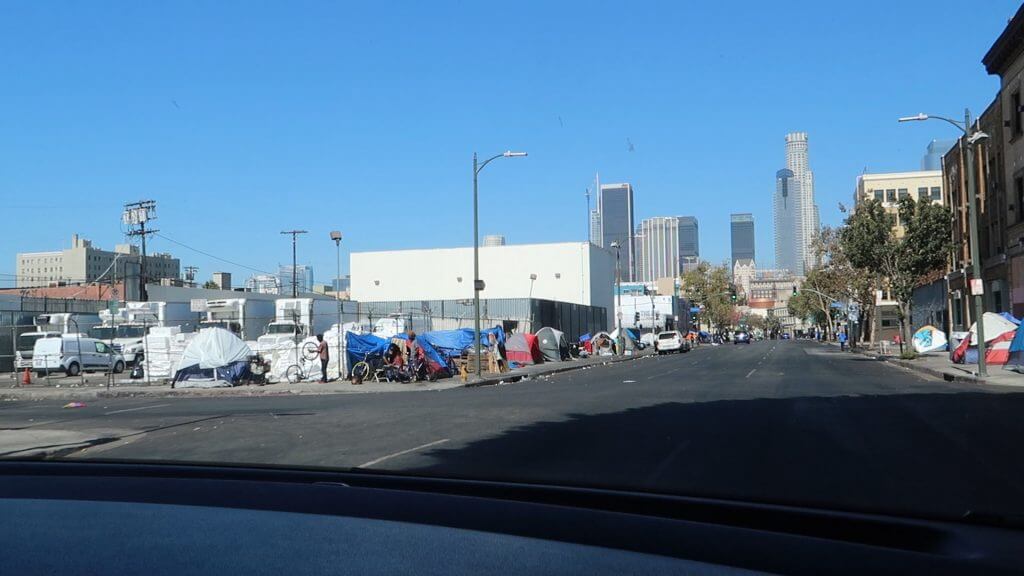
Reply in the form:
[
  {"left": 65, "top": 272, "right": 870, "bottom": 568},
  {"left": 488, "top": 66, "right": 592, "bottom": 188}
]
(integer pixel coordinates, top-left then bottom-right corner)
[
  {"left": 464, "top": 352, "right": 651, "bottom": 388},
  {"left": 832, "top": 343, "right": 983, "bottom": 384},
  {"left": 0, "top": 353, "right": 656, "bottom": 402}
]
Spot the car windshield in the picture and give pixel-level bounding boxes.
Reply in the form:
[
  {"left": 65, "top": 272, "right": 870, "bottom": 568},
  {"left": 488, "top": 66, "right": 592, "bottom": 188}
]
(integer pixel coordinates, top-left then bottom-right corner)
[
  {"left": 3, "top": 2, "right": 1024, "bottom": 528},
  {"left": 16, "top": 333, "right": 50, "bottom": 352}
]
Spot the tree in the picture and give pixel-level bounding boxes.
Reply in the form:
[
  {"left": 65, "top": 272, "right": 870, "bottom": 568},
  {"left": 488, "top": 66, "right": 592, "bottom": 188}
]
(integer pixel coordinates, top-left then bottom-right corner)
[
  {"left": 203, "top": 280, "right": 218, "bottom": 289},
  {"left": 840, "top": 198, "right": 951, "bottom": 347},
  {"left": 681, "top": 262, "right": 735, "bottom": 333}
]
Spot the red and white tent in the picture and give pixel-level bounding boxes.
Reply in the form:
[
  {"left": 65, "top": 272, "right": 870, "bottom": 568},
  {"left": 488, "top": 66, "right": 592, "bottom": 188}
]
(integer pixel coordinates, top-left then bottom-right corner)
[{"left": 952, "top": 312, "right": 1018, "bottom": 365}]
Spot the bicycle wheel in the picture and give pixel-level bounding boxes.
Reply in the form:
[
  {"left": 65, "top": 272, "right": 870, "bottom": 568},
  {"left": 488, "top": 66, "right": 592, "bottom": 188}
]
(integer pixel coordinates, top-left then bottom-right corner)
[
  {"left": 302, "top": 341, "right": 319, "bottom": 361},
  {"left": 285, "top": 364, "right": 304, "bottom": 383},
  {"left": 351, "top": 361, "right": 371, "bottom": 381}
]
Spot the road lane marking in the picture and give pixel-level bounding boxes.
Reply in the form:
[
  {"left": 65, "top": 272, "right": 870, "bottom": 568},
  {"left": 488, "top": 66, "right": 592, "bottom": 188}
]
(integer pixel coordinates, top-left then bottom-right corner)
[
  {"left": 357, "top": 439, "right": 450, "bottom": 468},
  {"left": 745, "top": 369, "right": 756, "bottom": 378},
  {"left": 104, "top": 404, "right": 171, "bottom": 415}
]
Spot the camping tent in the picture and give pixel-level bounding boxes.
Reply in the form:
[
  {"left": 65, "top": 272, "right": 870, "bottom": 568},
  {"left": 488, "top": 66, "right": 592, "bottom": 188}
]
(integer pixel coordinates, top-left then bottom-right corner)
[
  {"left": 912, "top": 325, "right": 948, "bottom": 354},
  {"left": 506, "top": 333, "right": 543, "bottom": 365},
  {"left": 586, "top": 331, "right": 615, "bottom": 355},
  {"left": 610, "top": 328, "right": 639, "bottom": 353},
  {"left": 172, "top": 328, "right": 253, "bottom": 387},
  {"left": 952, "top": 312, "right": 1018, "bottom": 365},
  {"left": 535, "top": 327, "right": 570, "bottom": 362}
]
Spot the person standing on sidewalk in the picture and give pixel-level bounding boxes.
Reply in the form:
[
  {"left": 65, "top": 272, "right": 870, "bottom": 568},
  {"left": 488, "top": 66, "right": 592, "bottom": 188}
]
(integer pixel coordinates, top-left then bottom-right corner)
[
  {"left": 838, "top": 330, "right": 848, "bottom": 352},
  {"left": 316, "top": 334, "right": 329, "bottom": 383}
]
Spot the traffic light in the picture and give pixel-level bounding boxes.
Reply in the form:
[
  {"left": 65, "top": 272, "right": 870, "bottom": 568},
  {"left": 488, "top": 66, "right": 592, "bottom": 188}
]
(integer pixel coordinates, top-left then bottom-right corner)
[
  {"left": 792, "top": 286, "right": 798, "bottom": 295},
  {"left": 634, "top": 312, "right": 640, "bottom": 323},
  {"left": 730, "top": 286, "right": 737, "bottom": 302}
]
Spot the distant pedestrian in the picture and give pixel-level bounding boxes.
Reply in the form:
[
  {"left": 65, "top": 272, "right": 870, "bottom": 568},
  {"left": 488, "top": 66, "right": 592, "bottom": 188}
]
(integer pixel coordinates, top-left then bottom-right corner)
[
  {"left": 316, "top": 334, "right": 329, "bottom": 383},
  {"left": 838, "top": 330, "right": 848, "bottom": 351}
]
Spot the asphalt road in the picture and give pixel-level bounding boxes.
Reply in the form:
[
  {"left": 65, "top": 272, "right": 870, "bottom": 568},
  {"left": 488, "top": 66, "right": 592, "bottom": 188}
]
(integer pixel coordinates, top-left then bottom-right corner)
[{"left": 3, "top": 339, "right": 1023, "bottom": 522}]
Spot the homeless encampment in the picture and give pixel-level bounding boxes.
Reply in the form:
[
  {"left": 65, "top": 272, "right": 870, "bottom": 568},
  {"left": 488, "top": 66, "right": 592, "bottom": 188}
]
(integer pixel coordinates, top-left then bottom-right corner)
[
  {"left": 172, "top": 328, "right": 253, "bottom": 388},
  {"left": 535, "top": 327, "right": 571, "bottom": 361},
  {"left": 610, "top": 328, "right": 639, "bottom": 353},
  {"left": 344, "top": 331, "right": 452, "bottom": 378},
  {"left": 506, "top": 332, "right": 544, "bottom": 365},
  {"left": 586, "top": 331, "right": 615, "bottom": 355},
  {"left": 952, "top": 312, "right": 1018, "bottom": 365}
]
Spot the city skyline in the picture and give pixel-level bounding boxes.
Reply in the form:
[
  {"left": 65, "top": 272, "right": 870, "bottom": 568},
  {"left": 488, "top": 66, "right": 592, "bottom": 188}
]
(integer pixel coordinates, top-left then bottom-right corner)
[{"left": 730, "top": 213, "right": 755, "bottom": 268}]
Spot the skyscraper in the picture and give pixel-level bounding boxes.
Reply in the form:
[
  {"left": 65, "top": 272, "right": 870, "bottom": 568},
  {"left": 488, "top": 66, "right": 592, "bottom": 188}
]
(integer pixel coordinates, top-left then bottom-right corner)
[
  {"left": 921, "top": 139, "right": 956, "bottom": 171},
  {"left": 730, "top": 213, "right": 755, "bottom": 267},
  {"left": 589, "top": 209, "right": 602, "bottom": 245},
  {"left": 636, "top": 217, "right": 689, "bottom": 282},
  {"left": 678, "top": 216, "right": 699, "bottom": 258},
  {"left": 774, "top": 168, "right": 804, "bottom": 275},
  {"left": 598, "top": 183, "right": 636, "bottom": 280},
  {"left": 278, "top": 264, "right": 314, "bottom": 295},
  {"left": 777, "top": 132, "right": 820, "bottom": 274}
]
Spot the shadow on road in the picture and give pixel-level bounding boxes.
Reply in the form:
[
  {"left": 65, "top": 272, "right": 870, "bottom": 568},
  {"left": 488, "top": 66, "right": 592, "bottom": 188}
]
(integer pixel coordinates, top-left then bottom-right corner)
[{"left": 399, "top": 391, "right": 1024, "bottom": 520}]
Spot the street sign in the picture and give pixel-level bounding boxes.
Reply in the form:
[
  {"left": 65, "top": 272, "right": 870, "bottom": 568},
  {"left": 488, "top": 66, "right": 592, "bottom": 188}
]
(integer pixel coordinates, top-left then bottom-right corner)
[
  {"left": 190, "top": 299, "right": 208, "bottom": 313},
  {"left": 474, "top": 279, "right": 486, "bottom": 291},
  {"left": 970, "top": 279, "right": 984, "bottom": 295},
  {"left": 107, "top": 300, "right": 119, "bottom": 314}
]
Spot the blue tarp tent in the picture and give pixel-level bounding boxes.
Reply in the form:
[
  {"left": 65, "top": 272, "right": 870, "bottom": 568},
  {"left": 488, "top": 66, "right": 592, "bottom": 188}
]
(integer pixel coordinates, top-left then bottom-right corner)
[
  {"left": 392, "top": 332, "right": 450, "bottom": 375},
  {"left": 419, "top": 327, "right": 505, "bottom": 354},
  {"left": 345, "top": 332, "right": 390, "bottom": 375},
  {"left": 1000, "top": 312, "right": 1020, "bottom": 325},
  {"left": 579, "top": 333, "right": 592, "bottom": 343}
]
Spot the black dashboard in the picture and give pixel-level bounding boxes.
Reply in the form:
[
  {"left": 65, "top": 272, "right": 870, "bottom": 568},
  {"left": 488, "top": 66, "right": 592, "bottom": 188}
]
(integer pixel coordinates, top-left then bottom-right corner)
[{"left": 0, "top": 461, "right": 1020, "bottom": 575}]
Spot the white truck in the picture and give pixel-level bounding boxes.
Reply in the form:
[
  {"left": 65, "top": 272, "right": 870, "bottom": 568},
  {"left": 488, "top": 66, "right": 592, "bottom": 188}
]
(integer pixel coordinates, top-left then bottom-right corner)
[
  {"left": 200, "top": 298, "right": 276, "bottom": 342},
  {"left": 256, "top": 298, "right": 344, "bottom": 351},
  {"left": 87, "top": 302, "right": 195, "bottom": 364},
  {"left": 14, "top": 313, "right": 102, "bottom": 370},
  {"left": 371, "top": 313, "right": 431, "bottom": 339}
]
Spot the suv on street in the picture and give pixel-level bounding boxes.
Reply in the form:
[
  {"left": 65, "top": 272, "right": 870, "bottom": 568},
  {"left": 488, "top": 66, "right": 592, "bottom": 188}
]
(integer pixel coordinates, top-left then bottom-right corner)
[
  {"left": 654, "top": 330, "right": 688, "bottom": 354},
  {"left": 734, "top": 331, "right": 752, "bottom": 344}
]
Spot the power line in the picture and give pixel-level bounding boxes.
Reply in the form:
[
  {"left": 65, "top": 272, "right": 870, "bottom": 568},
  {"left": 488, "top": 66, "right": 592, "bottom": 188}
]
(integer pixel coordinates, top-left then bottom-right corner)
[{"left": 153, "top": 232, "right": 277, "bottom": 276}]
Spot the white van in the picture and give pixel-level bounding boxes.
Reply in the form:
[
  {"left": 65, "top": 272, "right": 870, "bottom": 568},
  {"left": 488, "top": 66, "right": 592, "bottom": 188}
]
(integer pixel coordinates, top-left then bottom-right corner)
[{"left": 32, "top": 336, "right": 127, "bottom": 377}]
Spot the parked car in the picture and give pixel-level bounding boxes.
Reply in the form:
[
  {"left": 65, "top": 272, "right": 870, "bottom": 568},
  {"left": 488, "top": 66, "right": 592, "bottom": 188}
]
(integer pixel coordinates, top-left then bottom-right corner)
[
  {"left": 32, "top": 335, "right": 126, "bottom": 377},
  {"left": 654, "top": 330, "right": 688, "bottom": 354},
  {"left": 640, "top": 332, "right": 657, "bottom": 349},
  {"left": 734, "top": 331, "right": 752, "bottom": 344}
]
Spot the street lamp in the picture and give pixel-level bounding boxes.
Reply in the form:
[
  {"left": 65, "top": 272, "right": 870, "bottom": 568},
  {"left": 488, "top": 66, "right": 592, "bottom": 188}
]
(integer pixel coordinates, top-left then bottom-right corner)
[
  {"left": 330, "top": 230, "right": 343, "bottom": 379},
  {"left": 472, "top": 150, "right": 527, "bottom": 377},
  {"left": 899, "top": 110, "right": 989, "bottom": 376},
  {"left": 528, "top": 274, "right": 538, "bottom": 330},
  {"left": 610, "top": 241, "right": 623, "bottom": 354}
]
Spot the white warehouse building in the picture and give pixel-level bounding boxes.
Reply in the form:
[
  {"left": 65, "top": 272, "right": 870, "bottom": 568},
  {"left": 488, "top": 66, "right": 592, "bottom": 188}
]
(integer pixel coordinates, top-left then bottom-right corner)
[{"left": 350, "top": 242, "right": 616, "bottom": 328}]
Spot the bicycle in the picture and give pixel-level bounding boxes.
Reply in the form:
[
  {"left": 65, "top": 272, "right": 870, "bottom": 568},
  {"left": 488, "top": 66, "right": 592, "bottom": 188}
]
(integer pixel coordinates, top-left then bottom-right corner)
[
  {"left": 284, "top": 341, "right": 320, "bottom": 384},
  {"left": 350, "top": 351, "right": 388, "bottom": 384}
]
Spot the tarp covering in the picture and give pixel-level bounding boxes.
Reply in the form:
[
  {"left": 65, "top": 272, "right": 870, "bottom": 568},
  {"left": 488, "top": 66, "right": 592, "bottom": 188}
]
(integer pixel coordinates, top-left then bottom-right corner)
[
  {"left": 952, "top": 312, "right": 1018, "bottom": 365},
  {"left": 345, "top": 330, "right": 451, "bottom": 378},
  {"left": 417, "top": 327, "right": 505, "bottom": 355},
  {"left": 912, "top": 325, "right": 948, "bottom": 354},
  {"left": 506, "top": 333, "right": 543, "bottom": 365},
  {"left": 1000, "top": 312, "right": 1020, "bottom": 325},
  {"left": 173, "top": 328, "right": 253, "bottom": 386},
  {"left": 535, "top": 327, "right": 570, "bottom": 361}
]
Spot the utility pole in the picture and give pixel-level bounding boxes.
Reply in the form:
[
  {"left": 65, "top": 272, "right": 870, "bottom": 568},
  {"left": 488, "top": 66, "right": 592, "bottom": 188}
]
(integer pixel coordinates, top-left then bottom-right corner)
[
  {"left": 184, "top": 266, "right": 198, "bottom": 288},
  {"left": 280, "top": 230, "right": 307, "bottom": 298},
  {"left": 122, "top": 200, "right": 157, "bottom": 302}
]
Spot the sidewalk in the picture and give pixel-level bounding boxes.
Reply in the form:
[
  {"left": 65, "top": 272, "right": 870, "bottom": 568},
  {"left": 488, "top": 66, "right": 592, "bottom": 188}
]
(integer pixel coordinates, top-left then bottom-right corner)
[
  {"left": 825, "top": 341, "right": 1024, "bottom": 387},
  {"left": 0, "top": 351, "right": 654, "bottom": 402}
]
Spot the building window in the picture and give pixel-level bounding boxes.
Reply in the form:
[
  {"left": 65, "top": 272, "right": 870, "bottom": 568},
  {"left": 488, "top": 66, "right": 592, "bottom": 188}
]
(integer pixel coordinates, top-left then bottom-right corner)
[
  {"left": 918, "top": 187, "right": 929, "bottom": 202},
  {"left": 1017, "top": 176, "right": 1024, "bottom": 224},
  {"left": 886, "top": 189, "right": 896, "bottom": 203},
  {"left": 1013, "top": 91, "right": 1023, "bottom": 138},
  {"left": 931, "top": 186, "right": 941, "bottom": 201},
  {"left": 873, "top": 189, "right": 883, "bottom": 201},
  {"left": 898, "top": 188, "right": 908, "bottom": 200}
]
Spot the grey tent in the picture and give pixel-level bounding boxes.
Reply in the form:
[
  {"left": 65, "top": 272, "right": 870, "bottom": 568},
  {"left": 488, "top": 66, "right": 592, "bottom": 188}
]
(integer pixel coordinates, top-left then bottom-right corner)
[{"left": 535, "top": 327, "right": 571, "bottom": 361}]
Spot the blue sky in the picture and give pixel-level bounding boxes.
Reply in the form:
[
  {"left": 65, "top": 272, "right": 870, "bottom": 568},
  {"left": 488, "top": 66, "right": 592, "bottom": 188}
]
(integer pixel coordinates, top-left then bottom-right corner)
[{"left": 0, "top": 1, "right": 1018, "bottom": 286}]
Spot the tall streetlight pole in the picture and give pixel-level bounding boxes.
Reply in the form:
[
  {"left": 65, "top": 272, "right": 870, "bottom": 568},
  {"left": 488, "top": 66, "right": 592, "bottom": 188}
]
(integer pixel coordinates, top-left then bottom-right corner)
[
  {"left": 899, "top": 111, "right": 990, "bottom": 376},
  {"left": 611, "top": 242, "right": 623, "bottom": 353},
  {"left": 330, "top": 230, "right": 343, "bottom": 379},
  {"left": 281, "top": 230, "right": 308, "bottom": 298},
  {"left": 473, "top": 150, "right": 527, "bottom": 376}
]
